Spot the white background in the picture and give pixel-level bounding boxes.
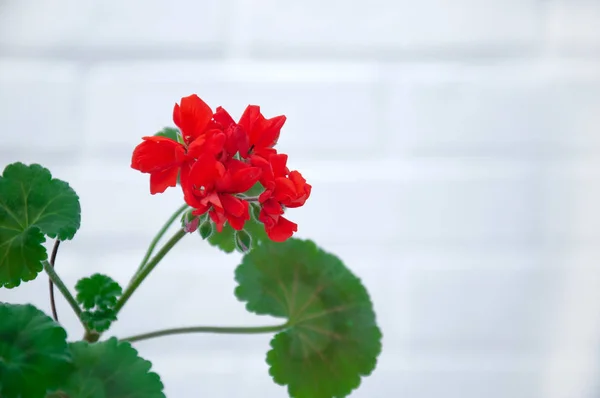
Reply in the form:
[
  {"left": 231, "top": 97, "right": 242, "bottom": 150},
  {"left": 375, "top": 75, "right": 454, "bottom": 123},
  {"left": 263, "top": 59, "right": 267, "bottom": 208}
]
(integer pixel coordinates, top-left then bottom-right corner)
[{"left": 1, "top": 1, "right": 600, "bottom": 397}]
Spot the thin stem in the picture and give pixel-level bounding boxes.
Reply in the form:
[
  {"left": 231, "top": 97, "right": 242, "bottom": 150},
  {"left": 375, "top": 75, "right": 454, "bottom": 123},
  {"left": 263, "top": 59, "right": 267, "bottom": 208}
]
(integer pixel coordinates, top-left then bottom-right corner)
[
  {"left": 48, "top": 240, "right": 61, "bottom": 321},
  {"left": 114, "top": 228, "right": 187, "bottom": 316},
  {"left": 121, "top": 323, "right": 288, "bottom": 343},
  {"left": 131, "top": 203, "right": 188, "bottom": 281},
  {"left": 43, "top": 260, "right": 83, "bottom": 323},
  {"left": 241, "top": 195, "right": 260, "bottom": 202}
]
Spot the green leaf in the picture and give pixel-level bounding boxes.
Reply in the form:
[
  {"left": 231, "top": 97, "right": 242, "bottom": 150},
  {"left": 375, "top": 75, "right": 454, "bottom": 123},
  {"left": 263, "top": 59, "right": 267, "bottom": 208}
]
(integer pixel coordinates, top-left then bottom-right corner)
[
  {"left": 0, "top": 162, "right": 81, "bottom": 288},
  {"left": 75, "top": 274, "right": 122, "bottom": 332},
  {"left": 234, "top": 239, "right": 382, "bottom": 398},
  {"left": 80, "top": 309, "right": 117, "bottom": 333},
  {"left": 0, "top": 302, "right": 72, "bottom": 398},
  {"left": 244, "top": 181, "right": 264, "bottom": 197},
  {"left": 59, "top": 337, "right": 165, "bottom": 398},
  {"left": 76, "top": 274, "right": 122, "bottom": 310},
  {"left": 206, "top": 222, "right": 236, "bottom": 253},
  {"left": 154, "top": 127, "right": 181, "bottom": 143}
]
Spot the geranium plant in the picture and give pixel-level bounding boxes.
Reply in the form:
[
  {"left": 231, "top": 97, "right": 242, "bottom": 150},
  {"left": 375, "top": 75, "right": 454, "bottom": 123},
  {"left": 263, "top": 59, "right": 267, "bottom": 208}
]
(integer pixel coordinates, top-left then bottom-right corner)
[{"left": 0, "top": 94, "right": 382, "bottom": 398}]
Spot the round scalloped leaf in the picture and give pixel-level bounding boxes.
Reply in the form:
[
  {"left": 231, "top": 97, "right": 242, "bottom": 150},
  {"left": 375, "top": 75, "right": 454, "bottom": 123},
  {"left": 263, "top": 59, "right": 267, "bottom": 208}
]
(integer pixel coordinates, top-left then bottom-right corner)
[
  {"left": 0, "top": 302, "right": 72, "bottom": 398},
  {"left": 59, "top": 337, "right": 165, "bottom": 398},
  {"left": 0, "top": 162, "right": 81, "bottom": 288},
  {"left": 234, "top": 238, "right": 382, "bottom": 398}
]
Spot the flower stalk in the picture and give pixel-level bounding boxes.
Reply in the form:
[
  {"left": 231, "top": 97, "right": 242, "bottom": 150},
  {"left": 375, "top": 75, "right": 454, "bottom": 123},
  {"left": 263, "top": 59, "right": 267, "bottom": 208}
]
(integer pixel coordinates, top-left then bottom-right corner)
[
  {"left": 114, "top": 227, "right": 187, "bottom": 316},
  {"left": 121, "top": 322, "right": 289, "bottom": 343},
  {"left": 43, "top": 259, "right": 86, "bottom": 328}
]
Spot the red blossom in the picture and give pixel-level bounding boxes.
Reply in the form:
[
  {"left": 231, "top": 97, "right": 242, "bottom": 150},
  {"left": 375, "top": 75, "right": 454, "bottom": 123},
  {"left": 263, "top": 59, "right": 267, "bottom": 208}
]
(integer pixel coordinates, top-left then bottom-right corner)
[
  {"left": 253, "top": 153, "right": 311, "bottom": 242},
  {"left": 182, "top": 156, "right": 261, "bottom": 232},
  {"left": 132, "top": 94, "right": 310, "bottom": 242},
  {"left": 213, "top": 105, "right": 286, "bottom": 161},
  {"left": 131, "top": 94, "right": 225, "bottom": 194},
  {"left": 130, "top": 136, "right": 187, "bottom": 195}
]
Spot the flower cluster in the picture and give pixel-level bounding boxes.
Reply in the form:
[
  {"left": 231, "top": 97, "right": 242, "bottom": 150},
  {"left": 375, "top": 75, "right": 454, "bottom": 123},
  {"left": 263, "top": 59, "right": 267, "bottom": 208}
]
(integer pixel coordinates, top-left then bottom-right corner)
[{"left": 131, "top": 95, "right": 311, "bottom": 242}]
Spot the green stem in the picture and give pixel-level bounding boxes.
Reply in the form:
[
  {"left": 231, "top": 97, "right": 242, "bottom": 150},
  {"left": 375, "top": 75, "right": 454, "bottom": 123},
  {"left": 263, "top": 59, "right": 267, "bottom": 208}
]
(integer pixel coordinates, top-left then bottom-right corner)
[
  {"left": 42, "top": 260, "right": 84, "bottom": 324},
  {"left": 131, "top": 203, "right": 188, "bottom": 281},
  {"left": 121, "top": 323, "right": 289, "bottom": 343},
  {"left": 114, "top": 228, "right": 187, "bottom": 315}
]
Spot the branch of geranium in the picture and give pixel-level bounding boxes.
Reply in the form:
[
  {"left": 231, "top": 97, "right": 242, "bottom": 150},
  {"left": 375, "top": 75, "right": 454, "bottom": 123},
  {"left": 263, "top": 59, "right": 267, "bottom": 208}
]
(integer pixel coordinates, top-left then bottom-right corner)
[
  {"left": 114, "top": 227, "right": 187, "bottom": 316},
  {"left": 48, "top": 239, "right": 61, "bottom": 321},
  {"left": 121, "top": 322, "right": 289, "bottom": 343},
  {"left": 240, "top": 195, "right": 260, "bottom": 202},
  {"left": 130, "top": 203, "right": 189, "bottom": 283},
  {"left": 43, "top": 259, "right": 85, "bottom": 327}
]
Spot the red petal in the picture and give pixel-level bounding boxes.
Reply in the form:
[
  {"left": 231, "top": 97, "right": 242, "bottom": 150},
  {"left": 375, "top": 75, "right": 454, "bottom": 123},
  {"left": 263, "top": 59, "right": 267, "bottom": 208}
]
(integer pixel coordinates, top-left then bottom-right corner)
[
  {"left": 209, "top": 209, "right": 227, "bottom": 232},
  {"left": 273, "top": 177, "right": 296, "bottom": 203},
  {"left": 187, "top": 154, "right": 223, "bottom": 190},
  {"left": 230, "top": 166, "right": 262, "bottom": 193},
  {"left": 261, "top": 198, "right": 283, "bottom": 215},
  {"left": 149, "top": 167, "right": 180, "bottom": 194},
  {"left": 233, "top": 125, "right": 250, "bottom": 157},
  {"left": 191, "top": 205, "right": 210, "bottom": 216},
  {"left": 238, "top": 105, "right": 260, "bottom": 133},
  {"left": 179, "top": 161, "right": 193, "bottom": 191},
  {"left": 187, "top": 131, "right": 226, "bottom": 158},
  {"left": 252, "top": 114, "right": 286, "bottom": 149},
  {"left": 258, "top": 189, "right": 273, "bottom": 203},
  {"left": 204, "top": 192, "right": 224, "bottom": 211},
  {"left": 268, "top": 153, "right": 289, "bottom": 177},
  {"left": 286, "top": 170, "right": 311, "bottom": 207},
  {"left": 250, "top": 155, "right": 275, "bottom": 185},
  {"left": 131, "top": 137, "right": 186, "bottom": 173},
  {"left": 253, "top": 147, "right": 277, "bottom": 160},
  {"left": 220, "top": 194, "right": 247, "bottom": 217},
  {"left": 225, "top": 198, "right": 250, "bottom": 230},
  {"left": 265, "top": 216, "right": 297, "bottom": 242},
  {"left": 225, "top": 159, "right": 248, "bottom": 173},
  {"left": 213, "top": 106, "right": 235, "bottom": 128},
  {"left": 258, "top": 209, "right": 277, "bottom": 228},
  {"left": 173, "top": 94, "right": 213, "bottom": 144}
]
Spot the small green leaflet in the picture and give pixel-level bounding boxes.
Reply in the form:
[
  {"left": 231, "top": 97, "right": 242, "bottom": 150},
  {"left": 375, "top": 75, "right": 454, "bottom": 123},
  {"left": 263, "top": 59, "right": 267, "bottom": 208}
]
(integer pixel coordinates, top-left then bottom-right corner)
[{"left": 75, "top": 274, "right": 123, "bottom": 332}]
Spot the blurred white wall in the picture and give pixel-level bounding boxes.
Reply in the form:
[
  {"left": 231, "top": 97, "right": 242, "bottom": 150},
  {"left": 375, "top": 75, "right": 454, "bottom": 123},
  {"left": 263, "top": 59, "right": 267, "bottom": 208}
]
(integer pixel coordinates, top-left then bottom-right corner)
[{"left": 1, "top": 1, "right": 600, "bottom": 397}]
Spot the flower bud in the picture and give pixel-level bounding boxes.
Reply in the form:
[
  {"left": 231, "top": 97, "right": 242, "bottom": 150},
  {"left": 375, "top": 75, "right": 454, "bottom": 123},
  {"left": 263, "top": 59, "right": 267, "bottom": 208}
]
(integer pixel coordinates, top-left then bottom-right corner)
[
  {"left": 181, "top": 209, "right": 200, "bottom": 233},
  {"left": 249, "top": 202, "right": 261, "bottom": 220},
  {"left": 234, "top": 229, "right": 252, "bottom": 253},
  {"left": 198, "top": 218, "right": 213, "bottom": 240}
]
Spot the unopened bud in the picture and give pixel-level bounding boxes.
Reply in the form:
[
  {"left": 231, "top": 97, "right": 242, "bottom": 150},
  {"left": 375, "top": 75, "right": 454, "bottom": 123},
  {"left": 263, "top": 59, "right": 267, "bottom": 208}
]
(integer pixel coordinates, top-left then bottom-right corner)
[
  {"left": 184, "top": 217, "right": 200, "bottom": 233},
  {"left": 181, "top": 209, "right": 200, "bottom": 233},
  {"left": 198, "top": 218, "right": 213, "bottom": 240},
  {"left": 249, "top": 202, "right": 261, "bottom": 220},
  {"left": 234, "top": 229, "right": 252, "bottom": 253}
]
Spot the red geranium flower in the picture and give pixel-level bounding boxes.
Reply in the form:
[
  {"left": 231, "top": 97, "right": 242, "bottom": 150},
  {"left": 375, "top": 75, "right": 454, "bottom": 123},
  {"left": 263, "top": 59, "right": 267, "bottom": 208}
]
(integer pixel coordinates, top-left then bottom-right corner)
[
  {"left": 252, "top": 153, "right": 311, "bottom": 242},
  {"left": 182, "top": 155, "right": 261, "bottom": 232},
  {"left": 132, "top": 94, "right": 311, "bottom": 242},
  {"left": 131, "top": 95, "right": 225, "bottom": 194},
  {"left": 213, "top": 105, "right": 286, "bottom": 162}
]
